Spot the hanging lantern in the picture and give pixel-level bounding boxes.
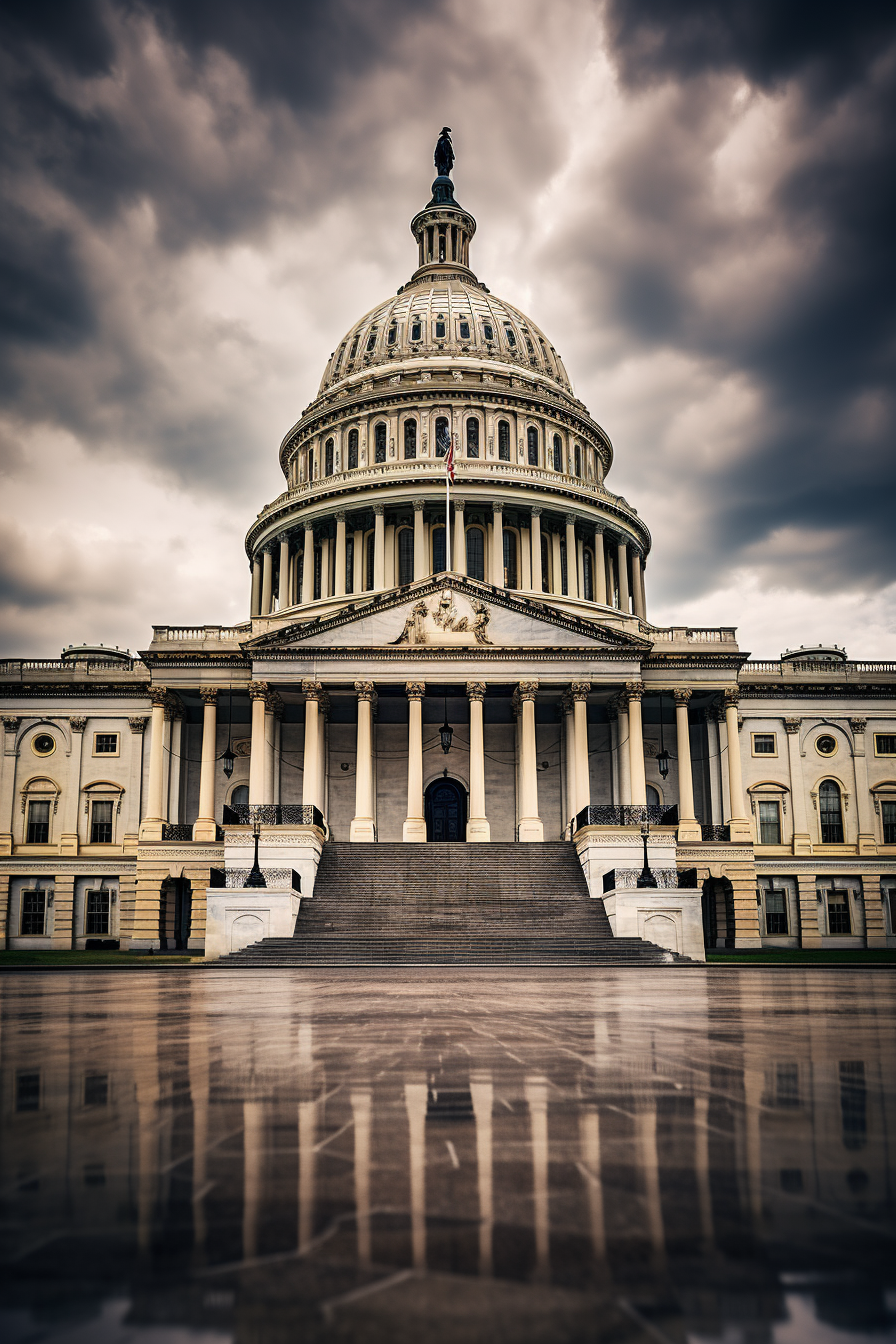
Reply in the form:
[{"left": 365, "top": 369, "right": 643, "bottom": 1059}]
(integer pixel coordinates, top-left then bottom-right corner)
[
  {"left": 440, "top": 698, "right": 453, "bottom": 754},
  {"left": 220, "top": 685, "right": 235, "bottom": 777},
  {"left": 657, "top": 747, "right": 670, "bottom": 780},
  {"left": 221, "top": 744, "right": 235, "bottom": 779}
]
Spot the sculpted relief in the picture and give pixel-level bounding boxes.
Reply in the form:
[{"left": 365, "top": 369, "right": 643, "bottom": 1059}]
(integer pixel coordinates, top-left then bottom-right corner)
[{"left": 393, "top": 589, "right": 492, "bottom": 646}]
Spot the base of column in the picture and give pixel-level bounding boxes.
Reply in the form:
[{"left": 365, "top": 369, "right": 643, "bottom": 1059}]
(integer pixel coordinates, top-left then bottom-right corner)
[
  {"left": 192, "top": 820, "right": 218, "bottom": 842},
  {"left": 58, "top": 833, "right": 79, "bottom": 855},
  {"left": 139, "top": 819, "right": 164, "bottom": 842},
  {"left": 466, "top": 818, "right": 491, "bottom": 843},
  {"left": 403, "top": 818, "right": 427, "bottom": 843},
  {"left": 727, "top": 819, "right": 753, "bottom": 842},
  {"left": 677, "top": 820, "right": 702, "bottom": 844},
  {"left": 792, "top": 833, "right": 813, "bottom": 855},
  {"left": 350, "top": 817, "right": 376, "bottom": 842},
  {"left": 518, "top": 818, "right": 544, "bottom": 842}
]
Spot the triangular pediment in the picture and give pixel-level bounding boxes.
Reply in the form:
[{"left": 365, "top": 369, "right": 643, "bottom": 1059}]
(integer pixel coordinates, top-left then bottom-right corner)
[{"left": 243, "top": 576, "right": 651, "bottom": 653}]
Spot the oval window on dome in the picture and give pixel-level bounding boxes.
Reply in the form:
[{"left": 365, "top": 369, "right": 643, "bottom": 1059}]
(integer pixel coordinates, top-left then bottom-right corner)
[
  {"left": 498, "top": 420, "right": 510, "bottom": 462},
  {"left": 466, "top": 418, "right": 480, "bottom": 459}
]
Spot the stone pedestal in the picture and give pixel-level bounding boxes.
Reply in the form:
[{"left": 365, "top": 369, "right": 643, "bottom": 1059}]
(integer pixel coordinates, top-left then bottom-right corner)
[
  {"left": 205, "top": 885, "right": 301, "bottom": 960},
  {"left": 601, "top": 884, "right": 705, "bottom": 961}
]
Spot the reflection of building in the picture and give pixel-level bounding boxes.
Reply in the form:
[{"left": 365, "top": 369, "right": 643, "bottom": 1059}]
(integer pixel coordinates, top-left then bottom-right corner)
[
  {"left": 1, "top": 972, "right": 894, "bottom": 1337},
  {"left": 1, "top": 145, "right": 894, "bottom": 956}
]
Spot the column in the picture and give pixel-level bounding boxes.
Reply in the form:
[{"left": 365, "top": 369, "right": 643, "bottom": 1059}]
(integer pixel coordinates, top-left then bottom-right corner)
[
  {"left": 637, "top": 553, "right": 647, "bottom": 617},
  {"left": 525, "top": 1077, "right": 550, "bottom": 1281},
  {"left": 248, "top": 683, "right": 267, "bottom": 805},
  {"left": 517, "top": 681, "right": 544, "bottom": 841},
  {"left": 58, "top": 715, "right": 86, "bottom": 854},
  {"left": 264, "top": 703, "right": 275, "bottom": 805},
  {"left": 562, "top": 694, "right": 575, "bottom": 828},
  {"left": 490, "top": 503, "right": 504, "bottom": 586},
  {"left": 413, "top": 499, "right": 426, "bottom": 580},
  {"left": 530, "top": 507, "right": 543, "bottom": 592},
  {"left": 373, "top": 503, "right": 386, "bottom": 590},
  {"left": 167, "top": 712, "right": 183, "bottom": 823},
  {"left": 403, "top": 682, "right": 427, "bottom": 842},
  {"left": 579, "top": 1108, "right": 606, "bottom": 1263},
  {"left": 850, "top": 717, "right": 877, "bottom": 854},
  {"left": 301, "top": 525, "right": 314, "bottom": 604},
  {"left": 302, "top": 680, "right": 322, "bottom": 809},
  {"left": 724, "top": 690, "right": 751, "bottom": 839},
  {"left": 261, "top": 547, "right": 274, "bottom": 615},
  {"left": 467, "top": 682, "right": 490, "bottom": 841},
  {"left": 193, "top": 688, "right": 218, "bottom": 841},
  {"left": 334, "top": 512, "right": 347, "bottom": 597},
  {"left": 0, "top": 717, "right": 20, "bottom": 858},
  {"left": 320, "top": 536, "right": 331, "bottom": 599},
  {"left": 140, "top": 693, "right": 167, "bottom": 839},
  {"left": 626, "top": 683, "right": 647, "bottom": 807},
  {"left": 351, "top": 1089, "right": 373, "bottom": 1268},
  {"left": 636, "top": 1101, "right": 665, "bottom": 1263},
  {"left": 352, "top": 528, "right": 364, "bottom": 593},
  {"left": 565, "top": 515, "right": 579, "bottom": 599},
  {"left": 705, "top": 709, "right": 723, "bottom": 825},
  {"left": 470, "top": 1072, "right": 494, "bottom": 1276},
  {"left": 278, "top": 535, "right": 291, "bottom": 610},
  {"left": 784, "top": 717, "right": 811, "bottom": 853},
  {"left": 125, "top": 716, "right": 146, "bottom": 850},
  {"left": 630, "top": 548, "right": 645, "bottom": 619},
  {"left": 616, "top": 538, "right": 630, "bottom": 613},
  {"left": 616, "top": 696, "right": 631, "bottom": 805},
  {"left": 350, "top": 682, "right": 376, "bottom": 841},
  {"left": 593, "top": 527, "right": 607, "bottom": 605},
  {"left": 405, "top": 1081, "right": 428, "bottom": 1270},
  {"left": 674, "top": 689, "right": 701, "bottom": 842},
  {"left": 572, "top": 682, "right": 591, "bottom": 819},
  {"left": 551, "top": 531, "right": 563, "bottom": 596},
  {"left": 453, "top": 498, "right": 466, "bottom": 574},
  {"left": 250, "top": 556, "right": 262, "bottom": 617},
  {"left": 316, "top": 692, "right": 328, "bottom": 817}
]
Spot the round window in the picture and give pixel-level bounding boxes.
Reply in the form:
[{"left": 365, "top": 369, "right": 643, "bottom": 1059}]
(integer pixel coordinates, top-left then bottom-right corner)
[
  {"left": 32, "top": 733, "right": 55, "bottom": 757},
  {"left": 815, "top": 734, "right": 838, "bottom": 757}
]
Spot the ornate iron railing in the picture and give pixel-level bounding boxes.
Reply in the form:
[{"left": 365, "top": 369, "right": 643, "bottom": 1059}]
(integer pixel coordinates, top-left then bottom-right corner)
[
  {"left": 701, "top": 825, "right": 731, "bottom": 842},
  {"left": 161, "top": 824, "right": 194, "bottom": 842},
  {"left": 602, "top": 867, "right": 697, "bottom": 892},
  {"left": 222, "top": 803, "right": 326, "bottom": 830},
  {"left": 575, "top": 804, "right": 679, "bottom": 830},
  {"left": 209, "top": 867, "right": 301, "bottom": 891}
]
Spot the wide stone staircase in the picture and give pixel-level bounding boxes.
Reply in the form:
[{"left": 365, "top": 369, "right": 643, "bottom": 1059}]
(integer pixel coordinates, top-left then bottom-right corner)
[{"left": 221, "top": 842, "right": 693, "bottom": 966}]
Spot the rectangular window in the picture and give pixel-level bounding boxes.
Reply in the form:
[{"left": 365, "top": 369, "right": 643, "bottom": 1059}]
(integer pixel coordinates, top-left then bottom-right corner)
[
  {"left": 765, "top": 888, "right": 788, "bottom": 935},
  {"left": 459, "top": 320, "right": 470, "bottom": 340},
  {"left": 775, "top": 1063, "right": 800, "bottom": 1108},
  {"left": 758, "top": 800, "right": 781, "bottom": 845},
  {"left": 752, "top": 733, "right": 777, "bottom": 755},
  {"left": 26, "top": 801, "right": 50, "bottom": 844},
  {"left": 84, "top": 1073, "right": 109, "bottom": 1107},
  {"left": 90, "top": 802, "right": 113, "bottom": 845},
  {"left": 434, "top": 318, "right": 446, "bottom": 339},
  {"left": 504, "top": 325, "right": 516, "bottom": 348},
  {"left": 482, "top": 322, "right": 494, "bottom": 341},
  {"left": 94, "top": 733, "right": 119, "bottom": 755},
  {"left": 827, "top": 890, "right": 851, "bottom": 935},
  {"left": 20, "top": 890, "right": 47, "bottom": 936},
  {"left": 16, "top": 1072, "right": 40, "bottom": 1112},
  {"left": 410, "top": 319, "right": 422, "bottom": 342},
  {"left": 882, "top": 801, "right": 896, "bottom": 844},
  {"left": 874, "top": 734, "right": 896, "bottom": 756},
  {"left": 85, "top": 889, "right": 111, "bottom": 934}
]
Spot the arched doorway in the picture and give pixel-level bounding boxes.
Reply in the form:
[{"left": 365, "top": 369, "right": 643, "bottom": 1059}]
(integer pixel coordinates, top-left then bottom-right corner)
[
  {"left": 702, "top": 877, "right": 734, "bottom": 949},
  {"left": 159, "top": 877, "right": 192, "bottom": 951},
  {"left": 425, "top": 778, "right": 467, "bottom": 842}
]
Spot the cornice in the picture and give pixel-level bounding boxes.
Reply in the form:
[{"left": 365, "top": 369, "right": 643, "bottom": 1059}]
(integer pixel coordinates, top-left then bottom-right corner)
[
  {"left": 247, "top": 645, "right": 641, "bottom": 664},
  {"left": 739, "top": 684, "right": 896, "bottom": 700}
]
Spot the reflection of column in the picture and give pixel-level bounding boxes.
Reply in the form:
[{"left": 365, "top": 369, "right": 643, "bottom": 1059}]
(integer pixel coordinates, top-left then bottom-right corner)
[
  {"left": 334, "top": 512, "right": 347, "bottom": 598},
  {"left": 466, "top": 682, "right": 490, "bottom": 841},
  {"left": 298, "top": 1097, "right": 317, "bottom": 1252},
  {"left": 135, "top": 991, "right": 160, "bottom": 1257},
  {"left": 525, "top": 1077, "right": 550, "bottom": 1281},
  {"left": 190, "top": 1019, "right": 210, "bottom": 1259},
  {"left": 693, "top": 1095, "right": 714, "bottom": 1251},
  {"left": 453, "top": 499, "right": 466, "bottom": 575},
  {"left": 405, "top": 1081, "right": 428, "bottom": 1270},
  {"left": 413, "top": 499, "right": 426, "bottom": 580},
  {"left": 743, "top": 1067, "right": 763, "bottom": 1229},
  {"left": 243, "top": 1100, "right": 264, "bottom": 1261},
  {"left": 302, "top": 681, "right": 322, "bottom": 809},
  {"left": 194, "top": 688, "right": 218, "bottom": 841},
  {"left": 530, "top": 507, "right": 543, "bottom": 592},
  {"left": 248, "top": 683, "right": 267, "bottom": 805},
  {"left": 403, "top": 682, "right": 426, "bottom": 842},
  {"left": 626, "top": 683, "right": 647, "bottom": 807},
  {"left": 373, "top": 503, "right": 386, "bottom": 590},
  {"left": 572, "top": 682, "right": 591, "bottom": 818},
  {"left": 675, "top": 689, "right": 701, "bottom": 842},
  {"left": 635, "top": 1102, "right": 665, "bottom": 1262},
  {"left": 724, "top": 690, "right": 750, "bottom": 837},
  {"left": 593, "top": 527, "right": 607, "bottom": 605},
  {"left": 517, "top": 682, "right": 543, "bottom": 841},
  {"left": 470, "top": 1073, "right": 494, "bottom": 1276},
  {"left": 351, "top": 1090, "right": 372, "bottom": 1268},
  {"left": 353, "top": 528, "right": 364, "bottom": 594},
  {"left": 351, "top": 682, "right": 376, "bottom": 842},
  {"left": 579, "top": 1108, "right": 606, "bottom": 1261}
]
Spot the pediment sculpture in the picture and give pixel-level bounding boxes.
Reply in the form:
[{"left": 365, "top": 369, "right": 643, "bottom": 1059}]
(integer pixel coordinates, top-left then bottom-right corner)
[{"left": 392, "top": 589, "right": 492, "bottom": 646}]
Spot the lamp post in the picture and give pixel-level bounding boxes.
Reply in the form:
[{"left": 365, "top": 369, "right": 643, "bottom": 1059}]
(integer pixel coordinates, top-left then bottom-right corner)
[
  {"left": 637, "top": 815, "right": 657, "bottom": 888},
  {"left": 245, "top": 818, "right": 266, "bottom": 888}
]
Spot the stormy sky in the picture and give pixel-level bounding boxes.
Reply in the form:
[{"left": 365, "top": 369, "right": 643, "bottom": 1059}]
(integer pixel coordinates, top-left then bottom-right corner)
[{"left": 1, "top": 0, "right": 894, "bottom": 658}]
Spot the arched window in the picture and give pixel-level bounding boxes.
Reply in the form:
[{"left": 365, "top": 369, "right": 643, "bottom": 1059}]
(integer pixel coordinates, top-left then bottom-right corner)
[
  {"left": 819, "top": 780, "right": 844, "bottom": 843},
  {"left": 552, "top": 434, "right": 562, "bottom": 472},
  {"left": 410, "top": 316, "right": 422, "bottom": 342},
  {"left": 365, "top": 326, "right": 378, "bottom": 353},
  {"left": 398, "top": 528, "right": 414, "bottom": 585},
  {"left": 435, "top": 416, "right": 450, "bottom": 457},
  {"left": 504, "top": 324, "right": 517, "bottom": 348},
  {"left": 387, "top": 322, "right": 398, "bottom": 346},
  {"left": 540, "top": 534, "right": 550, "bottom": 592},
  {"left": 365, "top": 533, "right": 375, "bottom": 590},
  {"left": 574, "top": 443, "right": 582, "bottom": 477},
  {"left": 498, "top": 420, "right": 510, "bottom": 461},
  {"left": 231, "top": 784, "right": 249, "bottom": 807},
  {"left": 325, "top": 438, "right": 334, "bottom": 476},
  {"left": 374, "top": 422, "right": 387, "bottom": 463},
  {"left": 466, "top": 417, "right": 480, "bottom": 458},
  {"left": 646, "top": 785, "right": 660, "bottom": 808},
  {"left": 345, "top": 536, "right": 354, "bottom": 593},
  {"left": 459, "top": 319, "right": 470, "bottom": 341},
  {"left": 347, "top": 428, "right": 359, "bottom": 469},
  {"left": 527, "top": 426, "right": 539, "bottom": 466},
  {"left": 482, "top": 321, "right": 494, "bottom": 342},
  {"left": 404, "top": 419, "right": 417, "bottom": 460},
  {"left": 583, "top": 548, "right": 594, "bottom": 602},
  {"left": 503, "top": 529, "right": 518, "bottom": 588},
  {"left": 435, "top": 313, "right": 446, "bottom": 339},
  {"left": 466, "top": 527, "right": 485, "bottom": 581},
  {"left": 313, "top": 545, "right": 323, "bottom": 601},
  {"left": 432, "top": 526, "right": 446, "bottom": 573},
  {"left": 349, "top": 334, "right": 360, "bottom": 360},
  {"left": 560, "top": 536, "right": 568, "bottom": 595}
]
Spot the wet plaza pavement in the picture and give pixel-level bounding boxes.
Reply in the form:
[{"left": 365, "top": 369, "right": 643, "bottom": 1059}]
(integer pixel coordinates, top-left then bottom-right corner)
[{"left": 0, "top": 968, "right": 894, "bottom": 1344}]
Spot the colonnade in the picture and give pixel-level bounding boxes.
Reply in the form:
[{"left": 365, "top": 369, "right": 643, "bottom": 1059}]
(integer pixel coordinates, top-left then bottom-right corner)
[{"left": 250, "top": 505, "right": 647, "bottom": 621}]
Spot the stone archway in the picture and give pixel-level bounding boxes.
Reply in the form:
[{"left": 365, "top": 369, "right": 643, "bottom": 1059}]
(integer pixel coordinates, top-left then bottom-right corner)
[{"left": 424, "top": 777, "right": 467, "bottom": 842}]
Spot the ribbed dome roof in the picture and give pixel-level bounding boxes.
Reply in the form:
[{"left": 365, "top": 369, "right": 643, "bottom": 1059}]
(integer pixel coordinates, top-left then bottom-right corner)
[{"left": 317, "top": 278, "right": 573, "bottom": 396}]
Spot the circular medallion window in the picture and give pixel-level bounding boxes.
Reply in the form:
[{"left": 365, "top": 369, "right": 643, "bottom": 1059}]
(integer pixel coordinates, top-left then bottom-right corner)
[
  {"left": 815, "top": 734, "right": 838, "bottom": 757},
  {"left": 32, "top": 733, "right": 56, "bottom": 757}
]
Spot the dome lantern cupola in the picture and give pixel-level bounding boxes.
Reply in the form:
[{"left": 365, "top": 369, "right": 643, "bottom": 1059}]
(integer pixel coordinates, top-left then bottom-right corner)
[{"left": 408, "top": 127, "right": 478, "bottom": 285}]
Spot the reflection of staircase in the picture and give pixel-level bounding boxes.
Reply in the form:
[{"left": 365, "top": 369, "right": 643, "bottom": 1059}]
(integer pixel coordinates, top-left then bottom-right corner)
[{"left": 222, "top": 843, "right": 694, "bottom": 966}]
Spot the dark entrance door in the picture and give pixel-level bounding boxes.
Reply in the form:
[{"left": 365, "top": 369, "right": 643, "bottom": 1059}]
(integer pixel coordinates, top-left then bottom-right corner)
[{"left": 425, "top": 778, "right": 467, "bottom": 842}]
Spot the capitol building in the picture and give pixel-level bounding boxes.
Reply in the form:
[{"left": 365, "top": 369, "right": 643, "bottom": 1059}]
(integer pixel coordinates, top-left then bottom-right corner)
[{"left": 1, "top": 140, "right": 895, "bottom": 961}]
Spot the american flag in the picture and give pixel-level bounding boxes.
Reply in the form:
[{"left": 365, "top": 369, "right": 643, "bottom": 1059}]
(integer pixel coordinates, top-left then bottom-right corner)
[{"left": 445, "top": 434, "right": 456, "bottom": 483}]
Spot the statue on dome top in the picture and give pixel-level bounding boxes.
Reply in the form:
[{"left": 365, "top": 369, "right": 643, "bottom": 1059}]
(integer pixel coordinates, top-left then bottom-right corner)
[{"left": 434, "top": 127, "right": 454, "bottom": 178}]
